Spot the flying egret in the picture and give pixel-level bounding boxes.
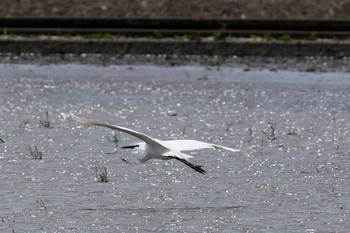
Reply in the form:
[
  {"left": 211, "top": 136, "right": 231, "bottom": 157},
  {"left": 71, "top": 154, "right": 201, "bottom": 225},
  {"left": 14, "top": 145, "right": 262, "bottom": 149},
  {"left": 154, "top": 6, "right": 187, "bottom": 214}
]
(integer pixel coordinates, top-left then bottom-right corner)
[{"left": 71, "top": 114, "right": 240, "bottom": 174}]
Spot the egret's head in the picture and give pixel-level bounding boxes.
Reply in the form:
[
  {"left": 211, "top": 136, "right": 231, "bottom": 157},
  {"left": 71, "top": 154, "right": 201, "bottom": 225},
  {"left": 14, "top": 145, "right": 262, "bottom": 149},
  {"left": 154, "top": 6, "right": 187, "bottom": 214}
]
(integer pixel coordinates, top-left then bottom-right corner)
[{"left": 121, "top": 142, "right": 147, "bottom": 162}]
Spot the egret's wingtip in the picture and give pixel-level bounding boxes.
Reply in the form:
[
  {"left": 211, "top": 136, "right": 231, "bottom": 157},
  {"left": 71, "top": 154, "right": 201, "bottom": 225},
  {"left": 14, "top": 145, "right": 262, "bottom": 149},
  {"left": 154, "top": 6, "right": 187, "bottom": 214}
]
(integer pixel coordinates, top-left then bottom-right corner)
[
  {"left": 69, "top": 112, "right": 78, "bottom": 119},
  {"left": 69, "top": 113, "right": 81, "bottom": 121},
  {"left": 213, "top": 145, "right": 240, "bottom": 153},
  {"left": 69, "top": 113, "right": 88, "bottom": 124}
]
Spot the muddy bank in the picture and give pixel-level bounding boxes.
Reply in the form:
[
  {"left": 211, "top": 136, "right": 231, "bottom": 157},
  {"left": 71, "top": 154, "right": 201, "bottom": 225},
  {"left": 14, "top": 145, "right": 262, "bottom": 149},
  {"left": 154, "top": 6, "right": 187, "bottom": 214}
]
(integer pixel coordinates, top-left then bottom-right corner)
[
  {"left": 1, "top": 0, "right": 350, "bottom": 19},
  {"left": 1, "top": 53, "right": 350, "bottom": 73},
  {"left": 1, "top": 37, "right": 350, "bottom": 57}
]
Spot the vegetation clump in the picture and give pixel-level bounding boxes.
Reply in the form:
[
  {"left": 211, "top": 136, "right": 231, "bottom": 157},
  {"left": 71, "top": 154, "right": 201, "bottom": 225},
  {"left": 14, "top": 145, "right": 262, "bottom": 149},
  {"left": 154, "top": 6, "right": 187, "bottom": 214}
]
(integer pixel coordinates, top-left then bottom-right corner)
[
  {"left": 29, "top": 145, "right": 43, "bottom": 159},
  {"left": 95, "top": 166, "right": 109, "bottom": 182},
  {"left": 39, "top": 111, "right": 52, "bottom": 128}
]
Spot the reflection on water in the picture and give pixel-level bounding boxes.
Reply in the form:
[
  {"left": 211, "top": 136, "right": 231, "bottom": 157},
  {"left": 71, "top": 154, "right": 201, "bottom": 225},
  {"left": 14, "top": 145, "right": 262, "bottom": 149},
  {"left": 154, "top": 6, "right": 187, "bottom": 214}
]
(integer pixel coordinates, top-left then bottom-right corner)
[
  {"left": 82, "top": 205, "right": 245, "bottom": 213},
  {"left": 0, "top": 62, "right": 350, "bottom": 232}
]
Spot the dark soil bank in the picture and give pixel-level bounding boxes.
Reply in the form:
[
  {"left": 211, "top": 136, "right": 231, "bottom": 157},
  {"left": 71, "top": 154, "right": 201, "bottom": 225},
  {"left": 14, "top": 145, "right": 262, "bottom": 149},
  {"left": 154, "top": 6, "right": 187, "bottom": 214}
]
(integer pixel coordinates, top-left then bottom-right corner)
[{"left": 1, "top": 0, "right": 350, "bottom": 19}]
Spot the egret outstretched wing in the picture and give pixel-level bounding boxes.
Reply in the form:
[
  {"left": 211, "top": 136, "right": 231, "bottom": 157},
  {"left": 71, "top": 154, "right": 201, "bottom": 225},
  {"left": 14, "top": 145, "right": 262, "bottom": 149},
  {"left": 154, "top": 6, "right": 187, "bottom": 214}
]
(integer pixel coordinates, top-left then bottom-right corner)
[
  {"left": 162, "top": 139, "right": 240, "bottom": 153},
  {"left": 162, "top": 151, "right": 193, "bottom": 161},
  {"left": 70, "top": 114, "right": 167, "bottom": 148}
]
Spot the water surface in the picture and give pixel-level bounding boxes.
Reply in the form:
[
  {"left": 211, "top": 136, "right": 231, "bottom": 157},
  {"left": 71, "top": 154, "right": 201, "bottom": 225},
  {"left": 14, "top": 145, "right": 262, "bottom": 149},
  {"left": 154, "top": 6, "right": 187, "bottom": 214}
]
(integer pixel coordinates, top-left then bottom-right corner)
[{"left": 0, "top": 63, "right": 349, "bottom": 232}]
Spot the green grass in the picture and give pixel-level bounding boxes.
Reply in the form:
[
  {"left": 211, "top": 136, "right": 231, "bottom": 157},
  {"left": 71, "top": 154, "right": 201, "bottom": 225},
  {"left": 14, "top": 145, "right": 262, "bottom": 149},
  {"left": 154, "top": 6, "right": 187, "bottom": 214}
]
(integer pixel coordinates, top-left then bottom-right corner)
[
  {"left": 263, "top": 32, "right": 272, "bottom": 40},
  {"left": 213, "top": 23, "right": 227, "bottom": 41},
  {"left": 152, "top": 31, "right": 163, "bottom": 39},
  {"left": 2, "top": 29, "right": 347, "bottom": 42},
  {"left": 249, "top": 34, "right": 260, "bottom": 40},
  {"left": 278, "top": 34, "right": 292, "bottom": 41},
  {"left": 81, "top": 33, "right": 113, "bottom": 39},
  {"left": 309, "top": 32, "right": 318, "bottom": 41},
  {"left": 186, "top": 33, "right": 201, "bottom": 42}
]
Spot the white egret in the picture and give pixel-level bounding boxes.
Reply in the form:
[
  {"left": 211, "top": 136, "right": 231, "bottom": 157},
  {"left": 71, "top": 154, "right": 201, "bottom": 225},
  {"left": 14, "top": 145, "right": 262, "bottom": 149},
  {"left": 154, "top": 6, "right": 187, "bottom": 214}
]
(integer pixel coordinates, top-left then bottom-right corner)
[{"left": 71, "top": 114, "right": 240, "bottom": 174}]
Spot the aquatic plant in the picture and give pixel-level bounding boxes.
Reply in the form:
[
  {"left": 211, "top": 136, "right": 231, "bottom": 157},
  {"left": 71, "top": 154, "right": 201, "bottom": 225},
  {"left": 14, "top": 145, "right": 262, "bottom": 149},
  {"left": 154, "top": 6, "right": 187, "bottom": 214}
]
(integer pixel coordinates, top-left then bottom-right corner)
[
  {"left": 225, "top": 122, "right": 234, "bottom": 134},
  {"left": 29, "top": 145, "right": 43, "bottom": 159},
  {"left": 261, "top": 122, "right": 276, "bottom": 142},
  {"left": 95, "top": 166, "right": 109, "bottom": 182},
  {"left": 121, "top": 158, "right": 129, "bottom": 164},
  {"left": 1, "top": 216, "right": 12, "bottom": 222},
  {"left": 39, "top": 110, "right": 52, "bottom": 128},
  {"left": 110, "top": 131, "right": 120, "bottom": 147},
  {"left": 247, "top": 127, "right": 253, "bottom": 142},
  {"left": 105, "top": 131, "right": 120, "bottom": 154},
  {"left": 36, "top": 199, "right": 47, "bottom": 212},
  {"left": 19, "top": 120, "right": 29, "bottom": 128}
]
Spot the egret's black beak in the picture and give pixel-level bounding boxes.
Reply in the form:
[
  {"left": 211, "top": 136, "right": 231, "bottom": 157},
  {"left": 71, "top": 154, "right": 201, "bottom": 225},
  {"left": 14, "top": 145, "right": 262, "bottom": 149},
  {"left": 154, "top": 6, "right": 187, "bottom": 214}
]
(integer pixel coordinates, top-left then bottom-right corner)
[{"left": 121, "top": 145, "right": 138, "bottom": 149}]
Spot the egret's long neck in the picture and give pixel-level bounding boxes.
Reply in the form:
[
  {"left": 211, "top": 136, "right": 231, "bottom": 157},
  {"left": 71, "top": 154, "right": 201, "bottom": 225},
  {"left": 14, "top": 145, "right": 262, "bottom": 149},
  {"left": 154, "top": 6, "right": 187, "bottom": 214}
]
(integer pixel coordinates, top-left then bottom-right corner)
[{"left": 137, "top": 151, "right": 150, "bottom": 162}]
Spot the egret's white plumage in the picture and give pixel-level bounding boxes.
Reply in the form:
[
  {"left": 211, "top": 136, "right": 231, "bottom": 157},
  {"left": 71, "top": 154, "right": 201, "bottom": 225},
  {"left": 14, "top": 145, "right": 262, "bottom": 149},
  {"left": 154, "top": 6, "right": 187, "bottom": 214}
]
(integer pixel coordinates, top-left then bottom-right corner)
[{"left": 71, "top": 114, "right": 240, "bottom": 174}]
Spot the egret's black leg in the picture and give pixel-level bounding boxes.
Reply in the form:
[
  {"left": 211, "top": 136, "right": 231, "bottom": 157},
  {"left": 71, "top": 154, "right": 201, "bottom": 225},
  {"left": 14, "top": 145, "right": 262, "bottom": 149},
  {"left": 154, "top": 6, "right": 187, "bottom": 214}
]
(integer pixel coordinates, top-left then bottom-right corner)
[{"left": 169, "top": 156, "right": 206, "bottom": 174}]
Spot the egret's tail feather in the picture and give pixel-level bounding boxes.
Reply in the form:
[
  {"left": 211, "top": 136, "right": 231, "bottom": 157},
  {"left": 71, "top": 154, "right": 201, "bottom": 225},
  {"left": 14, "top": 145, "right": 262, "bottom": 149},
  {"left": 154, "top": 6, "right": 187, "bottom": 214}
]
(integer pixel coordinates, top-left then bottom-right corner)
[
  {"left": 212, "top": 144, "right": 240, "bottom": 152},
  {"left": 169, "top": 156, "right": 206, "bottom": 174}
]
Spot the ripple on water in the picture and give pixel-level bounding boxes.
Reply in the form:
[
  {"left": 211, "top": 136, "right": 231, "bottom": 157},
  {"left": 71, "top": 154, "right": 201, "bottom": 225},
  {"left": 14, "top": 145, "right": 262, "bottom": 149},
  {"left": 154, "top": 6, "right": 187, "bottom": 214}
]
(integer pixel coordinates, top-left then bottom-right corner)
[{"left": 0, "top": 62, "right": 350, "bottom": 232}]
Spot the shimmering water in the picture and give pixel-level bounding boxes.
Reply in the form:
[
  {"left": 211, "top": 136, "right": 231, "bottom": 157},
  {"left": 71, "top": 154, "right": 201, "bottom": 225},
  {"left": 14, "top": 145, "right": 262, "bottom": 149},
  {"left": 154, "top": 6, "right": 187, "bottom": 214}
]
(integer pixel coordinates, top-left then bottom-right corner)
[{"left": 0, "top": 62, "right": 349, "bottom": 232}]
